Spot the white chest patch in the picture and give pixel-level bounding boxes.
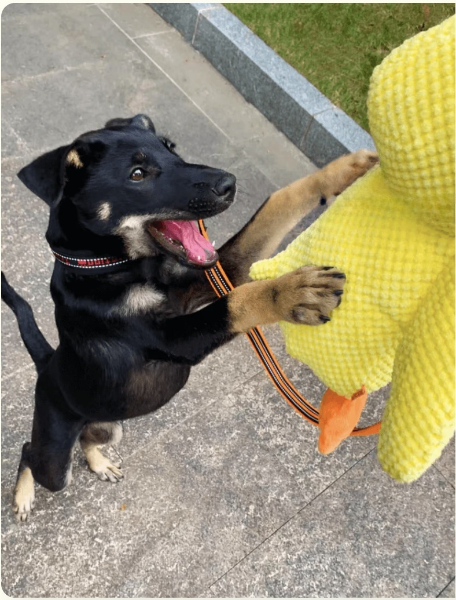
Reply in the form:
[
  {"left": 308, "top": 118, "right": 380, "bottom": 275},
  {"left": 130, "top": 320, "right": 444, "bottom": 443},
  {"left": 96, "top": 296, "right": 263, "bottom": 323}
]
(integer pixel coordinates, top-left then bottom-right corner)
[
  {"left": 114, "top": 215, "right": 155, "bottom": 259},
  {"left": 113, "top": 283, "right": 165, "bottom": 317}
]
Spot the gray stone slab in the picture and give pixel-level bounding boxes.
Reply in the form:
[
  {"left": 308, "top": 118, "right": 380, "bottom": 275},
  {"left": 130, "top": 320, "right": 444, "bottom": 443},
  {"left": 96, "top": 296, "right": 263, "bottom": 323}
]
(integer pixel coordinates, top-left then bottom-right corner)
[
  {"left": 1, "top": 4, "right": 111, "bottom": 83},
  {"left": 192, "top": 11, "right": 312, "bottom": 149},
  {"left": 120, "top": 333, "right": 263, "bottom": 459},
  {"left": 137, "top": 29, "right": 288, "bottom": 148},
  {"left": 102, "top": 395, "right": 304, "bottom": 597},
  {"left": 223, "top": 361, "right": 381, "bottom": 491},
  {"left": 435, "top": 436, "right": 455, "bottom": 487},
  {"left": 314, "top": 107, "right": 377, "bottom": 153},
  {"left": 150, "top": 3, "right": 375, "bottom": 165},
  {"left": 2, "top": 55, "right": 165, "bottom": 155},
  {"left": 207, "top": 153, "right": 278, "bottom": 246},
  {"left": 241, "top": 133, "right": 316, "bottom": 190},
  {"left": 0, "top": 372, "right": 241, "bottom": 598},
  {"left": 1, "top": 158, "right": 58, "bottom": 379},
  {"left": 208, "top": 452, "right": 455, "bottom": 598},
  {"left": 2, "top": 304, "right": 39, "bottom": 380},
  {"left": 2, "top": 429, "right": 192, "bottom": 596},
  {"left": 0, "top": 378, "right": 298, "bottom": 597},
  {"left": 2, "top": 5, "right": 237, "bottom": 161},
  {"left": 1, "top": 3, "right": 73, "bottom": 20},
  {"left": 302, "top": 107, "right": 376, "bottom": 168},
  {"left": 80, "top": 379, "right": 381, "bottom": 598},
  {"left": 0, "top": 335, "right": 385, "bottom": 598},
  {"left": 1, "top": 160, "right": 51, "bottom": 265},
  {"left": 439, "top": 577, "right": 455, "bottom": 598},
  {"left": 0, "top": 122, "right": 31, "bottom": 159},
  {"left": 1, "top": 369, "right": 35, "bottom": 472},
  {"left": 99, "top": 2, "right": 174, "bottom": 39},
  {"left": 152, "top": 3, "right": 221, "bottom": 43},
  {"left": 151, "top": 2, "right": 198, "bottom": 43},
  {"left": 195, "top": 6, "right": 332, "bottom": 115},
  {"left": 301, "top": 116, "right": 352, "bottom": 169}
]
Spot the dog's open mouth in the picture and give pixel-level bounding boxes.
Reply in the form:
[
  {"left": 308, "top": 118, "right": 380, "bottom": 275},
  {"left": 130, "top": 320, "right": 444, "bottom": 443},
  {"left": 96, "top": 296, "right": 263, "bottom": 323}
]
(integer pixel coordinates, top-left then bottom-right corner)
[{"left": 147, "top": 220, "right": 218, "bottom": 268}]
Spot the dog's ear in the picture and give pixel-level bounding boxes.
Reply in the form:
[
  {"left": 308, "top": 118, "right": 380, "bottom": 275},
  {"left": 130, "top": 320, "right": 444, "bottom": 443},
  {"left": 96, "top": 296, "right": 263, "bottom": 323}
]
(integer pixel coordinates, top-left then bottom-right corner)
[
  {"left": 17, "top": 145, "right": 71, "bottom": 205},
  {"left": 17, "top": 140, "right": 106, "bottom": 205},
  {"left": 105, "top": 114, "right": 156, "bottom": 133}
]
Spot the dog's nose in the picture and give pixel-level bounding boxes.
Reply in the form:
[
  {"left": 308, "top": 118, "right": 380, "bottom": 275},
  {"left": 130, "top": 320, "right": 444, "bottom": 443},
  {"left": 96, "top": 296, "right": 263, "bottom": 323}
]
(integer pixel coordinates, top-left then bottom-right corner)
[{"left": 212, "top": 174, "right": 236, "bottom": 198}]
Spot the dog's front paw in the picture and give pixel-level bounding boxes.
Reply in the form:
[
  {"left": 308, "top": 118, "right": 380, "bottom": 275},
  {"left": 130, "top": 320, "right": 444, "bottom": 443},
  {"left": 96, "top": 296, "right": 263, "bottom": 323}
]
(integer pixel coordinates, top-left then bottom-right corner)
[
  {"left": 274, "top": 265, "right": 345, "bottom": 326},
  {"left": 320, "top": 150, "right": 378, "bottom": 202},
  {"left": 85, "top": 447, "right": 124, "bottom": 483},
  {"left": 13, "top": 467, "right": 35, "bottom": 522}
]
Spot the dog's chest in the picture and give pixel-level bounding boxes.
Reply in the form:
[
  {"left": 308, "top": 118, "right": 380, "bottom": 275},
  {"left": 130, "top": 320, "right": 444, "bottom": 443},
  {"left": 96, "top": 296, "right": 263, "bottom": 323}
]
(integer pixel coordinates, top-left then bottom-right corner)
[{"left": 112, "top": 282, "right": 165, "bottom": 317}]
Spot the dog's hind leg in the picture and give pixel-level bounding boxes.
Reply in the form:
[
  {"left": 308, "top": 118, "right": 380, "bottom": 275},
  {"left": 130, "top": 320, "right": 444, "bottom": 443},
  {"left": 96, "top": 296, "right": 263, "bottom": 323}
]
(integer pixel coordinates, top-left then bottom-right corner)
[
  {"left": 13, "top": 391, "right": 85, "bottom": 521},
  {"left": 80, "top": 422, "right": 124, "bottom": 483}
]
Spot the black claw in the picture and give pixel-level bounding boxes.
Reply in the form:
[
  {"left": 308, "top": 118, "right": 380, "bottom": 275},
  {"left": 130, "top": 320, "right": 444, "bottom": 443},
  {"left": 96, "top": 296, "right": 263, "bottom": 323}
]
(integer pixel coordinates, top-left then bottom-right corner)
[
  {"left": 334, "top": 289, "right": 343, "bottom": 296},
  {"left": 332, "top": 272, "right": 346, "bottom": 279},
  {"left": 336, "top": 297, "right": 342, "bottom": 307},
  {"left": 320, "top": 315, "right": 331, "bottom": 323},
  {"left": 322, "top": 266, "right": 334, "bottom": 271},
  {"left": 320, "top": 196, "right": 327, "bottom": 205}
]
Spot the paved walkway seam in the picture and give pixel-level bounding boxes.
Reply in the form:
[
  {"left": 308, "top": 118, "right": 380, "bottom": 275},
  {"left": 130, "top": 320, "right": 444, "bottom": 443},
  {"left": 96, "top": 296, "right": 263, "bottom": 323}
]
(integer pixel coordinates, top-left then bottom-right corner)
[
  {"left": 96, "top": 4, "right": 233, "bottom": 143},
  {"left": 149, "top": 3, "right": 375, "bottom": 167}
]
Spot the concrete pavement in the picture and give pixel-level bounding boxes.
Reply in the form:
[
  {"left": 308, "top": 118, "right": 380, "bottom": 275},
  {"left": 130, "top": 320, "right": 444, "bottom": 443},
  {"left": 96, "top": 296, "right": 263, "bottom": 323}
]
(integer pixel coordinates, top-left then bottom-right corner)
[{"left": 1, "top": 4, "right": 454, "bottom": 597}]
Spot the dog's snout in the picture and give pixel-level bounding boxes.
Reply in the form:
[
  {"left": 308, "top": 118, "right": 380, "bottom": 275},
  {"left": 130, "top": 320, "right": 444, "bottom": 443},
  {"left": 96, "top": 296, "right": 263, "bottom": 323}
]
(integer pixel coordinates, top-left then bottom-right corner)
[{"left": 212, "top": 174, "right": 236, "bottom": 198}]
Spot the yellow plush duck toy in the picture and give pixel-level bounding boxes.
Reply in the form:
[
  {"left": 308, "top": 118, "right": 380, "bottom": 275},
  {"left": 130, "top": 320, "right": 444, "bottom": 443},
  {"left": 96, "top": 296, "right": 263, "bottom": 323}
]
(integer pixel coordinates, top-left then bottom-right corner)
[{"left": 250, "top": 16, "right": 455, "bottom": 483}]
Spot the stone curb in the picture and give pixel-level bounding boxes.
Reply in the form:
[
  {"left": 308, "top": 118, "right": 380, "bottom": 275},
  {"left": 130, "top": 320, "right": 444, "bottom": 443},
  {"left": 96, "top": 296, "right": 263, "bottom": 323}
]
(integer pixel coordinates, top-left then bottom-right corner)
[{"left": 149, "top": 2, "right": 375, "bottom": 167}]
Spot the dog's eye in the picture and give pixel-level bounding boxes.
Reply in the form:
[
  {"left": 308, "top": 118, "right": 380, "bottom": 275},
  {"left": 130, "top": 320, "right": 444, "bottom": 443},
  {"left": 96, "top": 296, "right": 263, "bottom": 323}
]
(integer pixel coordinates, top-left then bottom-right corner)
[{"left": 130, "top": 168, "right": 146, "bottom": 181}]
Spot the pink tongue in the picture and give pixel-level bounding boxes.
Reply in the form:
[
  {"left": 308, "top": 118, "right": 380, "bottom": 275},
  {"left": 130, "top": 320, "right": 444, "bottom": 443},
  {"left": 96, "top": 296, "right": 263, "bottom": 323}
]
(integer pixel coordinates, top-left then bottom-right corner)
[{"left": 159, "top": 221, "right": 217, "bottom": 265}]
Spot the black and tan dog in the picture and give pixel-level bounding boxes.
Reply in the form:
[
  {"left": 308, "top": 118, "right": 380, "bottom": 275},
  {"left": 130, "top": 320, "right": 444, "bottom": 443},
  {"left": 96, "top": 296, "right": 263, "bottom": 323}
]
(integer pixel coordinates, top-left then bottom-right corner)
[{"left": 2, "top": 114, "right": 378, "bottom": 520}]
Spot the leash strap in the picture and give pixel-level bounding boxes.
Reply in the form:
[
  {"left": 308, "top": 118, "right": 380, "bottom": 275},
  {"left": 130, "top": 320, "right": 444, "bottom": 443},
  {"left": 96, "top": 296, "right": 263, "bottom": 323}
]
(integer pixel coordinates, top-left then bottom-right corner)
[{"left": 198, "top": 220, "right": 381, "bottom": 437}]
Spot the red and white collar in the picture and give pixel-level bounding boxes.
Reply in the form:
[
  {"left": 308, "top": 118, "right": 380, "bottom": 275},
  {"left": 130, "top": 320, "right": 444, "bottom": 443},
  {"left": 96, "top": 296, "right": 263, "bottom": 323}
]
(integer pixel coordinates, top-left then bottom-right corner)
[{"left": 52, "top": 249, "right": 131, "bottom": 270}]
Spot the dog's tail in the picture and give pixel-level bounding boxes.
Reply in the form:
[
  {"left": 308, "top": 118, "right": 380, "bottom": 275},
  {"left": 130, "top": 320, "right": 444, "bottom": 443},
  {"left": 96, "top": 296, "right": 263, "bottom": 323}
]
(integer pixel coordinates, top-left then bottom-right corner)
[{"left": 2, "top": 271, "right": 54, "bottom": 373}]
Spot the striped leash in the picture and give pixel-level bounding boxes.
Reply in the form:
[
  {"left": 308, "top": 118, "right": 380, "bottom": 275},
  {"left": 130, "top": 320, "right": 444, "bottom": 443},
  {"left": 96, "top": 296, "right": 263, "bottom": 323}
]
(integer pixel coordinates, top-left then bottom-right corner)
[{"left": 198, "top": 219, "right": 381, "bottom": 437}]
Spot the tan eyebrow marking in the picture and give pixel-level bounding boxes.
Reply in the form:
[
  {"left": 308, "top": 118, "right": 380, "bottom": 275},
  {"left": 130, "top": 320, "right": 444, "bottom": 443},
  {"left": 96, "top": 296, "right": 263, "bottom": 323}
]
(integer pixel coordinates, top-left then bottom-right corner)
[
  {"left": 132, "top": 151, "right": 147, "bottom": 164},
  {"left": 66, "top": 149, "right": 83, "bottom": 168}
]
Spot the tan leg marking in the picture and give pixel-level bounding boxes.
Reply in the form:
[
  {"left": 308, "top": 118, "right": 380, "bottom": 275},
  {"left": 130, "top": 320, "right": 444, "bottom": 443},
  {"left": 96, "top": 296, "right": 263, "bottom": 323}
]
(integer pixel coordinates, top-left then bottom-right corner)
[
  {"left": 228, "top": 265, "right": 345, "bottom": 333},
  {"left": 81, "top": 444, "right": 124, "bottom": 483},
  {"left": 80, "top": 423, "right": 124, "bottom": 483},
  {"left": 228, "top": 150, "right": 378, "bottom": 283},
  {"left": 13, "top": 467, "right": 35, "bottom": 522}
]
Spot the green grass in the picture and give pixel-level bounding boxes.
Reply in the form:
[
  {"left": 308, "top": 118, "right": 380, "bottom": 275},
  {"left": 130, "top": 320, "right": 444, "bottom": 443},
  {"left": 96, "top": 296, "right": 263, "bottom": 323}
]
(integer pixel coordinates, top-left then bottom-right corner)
[{"left": 225, "top": 3, "right": 455, "bottom": 130}]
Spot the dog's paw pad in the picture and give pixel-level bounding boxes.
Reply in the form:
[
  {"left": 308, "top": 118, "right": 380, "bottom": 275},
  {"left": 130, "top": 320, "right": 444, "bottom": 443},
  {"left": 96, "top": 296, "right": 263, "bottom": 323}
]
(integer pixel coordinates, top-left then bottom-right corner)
[
  {"left": 86, "top": 448, "right": 124, "bottom": 483},
  {"left": 321, "top": 150, "right": 379, "bottom": 200},
  {"left": 95, "top": 463, "right": 124, "bottom": 483},
  {"left": 13, "top": 498, "right": 35, "bottom": 522}
]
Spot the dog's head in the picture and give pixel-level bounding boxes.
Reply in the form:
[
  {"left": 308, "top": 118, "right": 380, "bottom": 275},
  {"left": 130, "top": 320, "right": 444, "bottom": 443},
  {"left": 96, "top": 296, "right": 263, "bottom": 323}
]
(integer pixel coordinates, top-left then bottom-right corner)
[{"left": 18, "top": 114, "right": 236, "bottom": 268}]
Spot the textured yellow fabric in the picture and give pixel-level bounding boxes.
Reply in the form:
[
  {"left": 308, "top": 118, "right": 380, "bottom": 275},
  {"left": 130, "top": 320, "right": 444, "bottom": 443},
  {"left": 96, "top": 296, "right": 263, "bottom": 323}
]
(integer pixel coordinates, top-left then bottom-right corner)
[{"left": 250, "top": 16, "right": 455, "bottom": 482}]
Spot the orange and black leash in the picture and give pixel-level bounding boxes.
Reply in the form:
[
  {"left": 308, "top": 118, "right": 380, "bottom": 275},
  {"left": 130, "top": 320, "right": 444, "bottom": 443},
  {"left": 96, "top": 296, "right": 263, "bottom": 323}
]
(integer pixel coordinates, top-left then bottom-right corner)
[{"left": 198, "top": 219, "right": 381, "bottom": 437}]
